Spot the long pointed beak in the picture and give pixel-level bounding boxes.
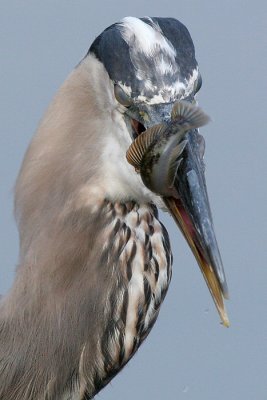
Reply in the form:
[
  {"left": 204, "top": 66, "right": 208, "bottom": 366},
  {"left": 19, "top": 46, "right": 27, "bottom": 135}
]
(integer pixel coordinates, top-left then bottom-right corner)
[
  {"left": 126, "top": 101, "right": 229, "bottom": 326},
  {"left": 164, "top": 129, "right": 229, "bottom": 326}
]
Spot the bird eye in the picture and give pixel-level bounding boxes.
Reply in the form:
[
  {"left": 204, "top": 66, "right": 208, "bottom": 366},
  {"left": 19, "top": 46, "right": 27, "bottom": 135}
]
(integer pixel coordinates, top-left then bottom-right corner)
[
  {"left": 195, "top": 74, "right": 202, "bottom": 93},
  {"left": 114, "top": 84, "right": 133, "bottom": 107}
]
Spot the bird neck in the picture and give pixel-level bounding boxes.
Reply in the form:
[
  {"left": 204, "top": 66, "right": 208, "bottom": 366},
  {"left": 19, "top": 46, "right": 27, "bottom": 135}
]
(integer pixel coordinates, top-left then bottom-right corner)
[
  {"left": 0, "top": 55, "right": 172, "bottom": 399},
  {"left": 14, "top": 55, "right": 163, "bottom": 256},
  {"left": 0, "top": 198, "right": 172, "bottom": 399}
]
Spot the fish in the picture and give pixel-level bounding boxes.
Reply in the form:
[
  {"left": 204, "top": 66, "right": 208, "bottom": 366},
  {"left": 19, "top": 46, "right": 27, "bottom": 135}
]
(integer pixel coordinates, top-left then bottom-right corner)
[{"left": 126, "top": 101, "right": 210, "bottom": 197}]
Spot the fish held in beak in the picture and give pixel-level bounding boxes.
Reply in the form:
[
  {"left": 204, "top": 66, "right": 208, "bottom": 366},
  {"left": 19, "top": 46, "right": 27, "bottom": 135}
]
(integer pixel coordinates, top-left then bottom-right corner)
[{"left": 126, "top": 101, "right": 229, "bottom": 327}]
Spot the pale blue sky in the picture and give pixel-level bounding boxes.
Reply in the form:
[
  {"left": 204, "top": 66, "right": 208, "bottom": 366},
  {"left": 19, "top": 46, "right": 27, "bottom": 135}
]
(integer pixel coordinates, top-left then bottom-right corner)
[{"left": 1, "top": 1, "right": 267, "bottom": 399}]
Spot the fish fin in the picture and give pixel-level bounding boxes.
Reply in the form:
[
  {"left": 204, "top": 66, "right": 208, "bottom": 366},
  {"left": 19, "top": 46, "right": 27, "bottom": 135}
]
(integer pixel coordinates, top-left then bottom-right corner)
[
  {"left": 168, "top": 158, "right": 183, "bottom": 189},
  {"left": 126, "top": 124, "right": 166, "bottom": 169},
  {"left": 171, "top": 101, "right": 210, "bottom": 130},
  {"left": 167, "top": 139, "right": 188, "bottom": 188}
]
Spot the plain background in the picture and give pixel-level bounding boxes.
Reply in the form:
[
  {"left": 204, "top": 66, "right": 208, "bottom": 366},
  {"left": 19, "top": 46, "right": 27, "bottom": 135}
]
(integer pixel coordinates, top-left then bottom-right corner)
[{"left": 1, "top": 1, "right": 267, "bottom": 399}]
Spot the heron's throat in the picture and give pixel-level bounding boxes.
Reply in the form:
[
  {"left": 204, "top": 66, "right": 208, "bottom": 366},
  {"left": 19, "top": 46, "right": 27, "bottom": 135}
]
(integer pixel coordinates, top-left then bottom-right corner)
[
  {"left": 86, "top": 199, "right": 172, "bottom": 396},
  {"left": 130, "top": 118, "right": 146, "bottom": 139}
]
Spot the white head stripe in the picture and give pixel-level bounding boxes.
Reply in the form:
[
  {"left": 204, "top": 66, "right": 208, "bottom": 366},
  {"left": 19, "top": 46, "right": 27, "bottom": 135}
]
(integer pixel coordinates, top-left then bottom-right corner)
[{"left": 119, "top": 17, "right": 176, "bottom": 59}]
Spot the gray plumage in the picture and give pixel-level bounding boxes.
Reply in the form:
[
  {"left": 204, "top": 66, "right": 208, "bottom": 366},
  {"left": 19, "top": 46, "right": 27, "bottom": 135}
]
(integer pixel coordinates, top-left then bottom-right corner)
[
  {"left": 0, "top": 16, "right": 228, "bottom": 400},
  {"left": 0, "top": 40, "right": 171, "bottom": 400}
]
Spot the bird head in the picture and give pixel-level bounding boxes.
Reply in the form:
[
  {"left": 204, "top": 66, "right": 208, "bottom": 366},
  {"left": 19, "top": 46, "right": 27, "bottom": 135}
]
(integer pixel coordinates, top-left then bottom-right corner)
[{"left": 85, "top": 17, "right": 229, "bottom": 325}]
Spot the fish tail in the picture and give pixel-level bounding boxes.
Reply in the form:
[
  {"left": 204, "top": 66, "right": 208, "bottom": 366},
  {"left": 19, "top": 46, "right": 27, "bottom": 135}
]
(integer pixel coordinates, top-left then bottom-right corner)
[{"left": 171, "top": 101, "right": 210, "bottom": 130}]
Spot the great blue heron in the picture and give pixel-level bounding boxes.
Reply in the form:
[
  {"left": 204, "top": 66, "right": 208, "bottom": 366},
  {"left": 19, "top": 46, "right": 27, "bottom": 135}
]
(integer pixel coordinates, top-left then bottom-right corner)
[{"left": 0, "top": 16, "right": 229, "bottom": 399}]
